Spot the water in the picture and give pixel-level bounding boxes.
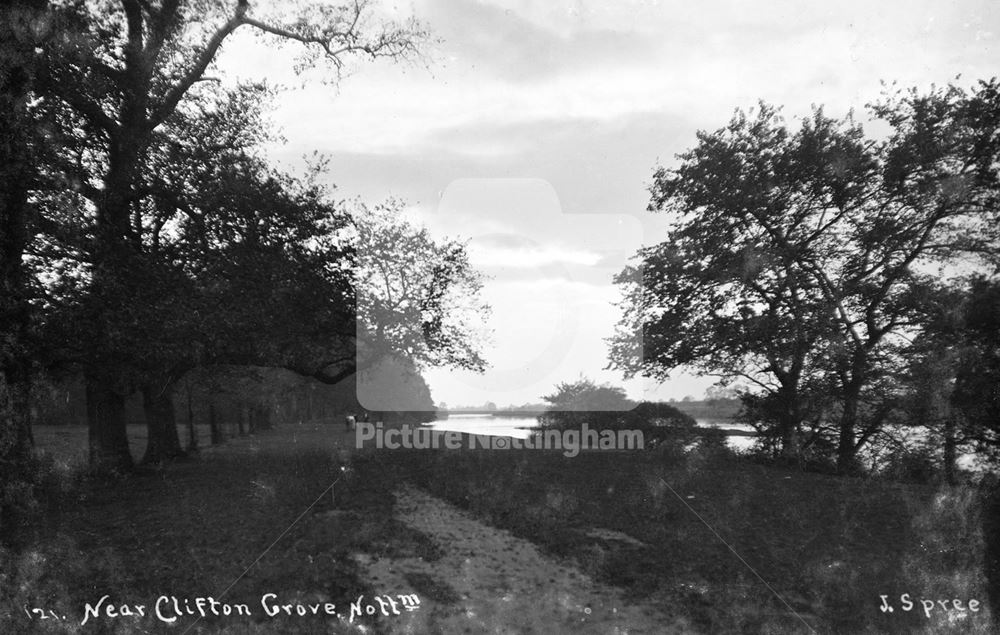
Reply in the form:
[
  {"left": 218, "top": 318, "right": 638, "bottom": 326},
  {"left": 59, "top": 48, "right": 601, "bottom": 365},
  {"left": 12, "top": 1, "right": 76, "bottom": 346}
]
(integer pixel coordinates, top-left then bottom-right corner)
[
  {"left": 423, "top": 414, "right": 538, "bottom": 439},
  {"left": 422, "top": 416, "right": 986, "bottom": 469},
  {"left": 423, "top": 414, "right": 758, "bottom": 449}
]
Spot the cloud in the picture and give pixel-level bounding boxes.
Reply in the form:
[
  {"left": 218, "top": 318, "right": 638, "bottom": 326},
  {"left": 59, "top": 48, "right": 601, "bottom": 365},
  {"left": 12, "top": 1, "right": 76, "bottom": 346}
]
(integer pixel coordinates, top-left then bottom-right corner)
[
  {"left": 468, "top": 239, "right": 602, "bottom": 268},
  {"left": 218, "top": 0, "right": 999, "bottom": 404},
  {"left": 421, "top": 0, "right": 656, "bottom": 81}
]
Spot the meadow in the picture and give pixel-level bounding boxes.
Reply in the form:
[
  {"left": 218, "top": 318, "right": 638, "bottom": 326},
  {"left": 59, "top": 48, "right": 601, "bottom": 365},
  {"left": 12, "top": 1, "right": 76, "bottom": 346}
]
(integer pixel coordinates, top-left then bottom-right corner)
[
  {"left": 4, "top": 423, "right": 994, "bottom": 634},
  {"left": 388, "top": 437, "right": 993, "bottom": 634}
]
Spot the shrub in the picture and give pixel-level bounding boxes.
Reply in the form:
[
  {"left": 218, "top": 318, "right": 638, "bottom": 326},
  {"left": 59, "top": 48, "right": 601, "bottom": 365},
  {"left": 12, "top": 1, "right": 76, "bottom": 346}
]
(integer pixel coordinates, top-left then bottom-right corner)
[{"left": 881, "top": 446, "right": 941, "bottom": 483}]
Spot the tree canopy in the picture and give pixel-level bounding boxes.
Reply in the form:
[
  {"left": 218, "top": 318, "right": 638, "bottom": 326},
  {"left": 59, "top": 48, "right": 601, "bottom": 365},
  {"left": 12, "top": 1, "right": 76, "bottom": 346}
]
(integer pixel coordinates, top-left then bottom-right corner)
[
  {"left": 611, "top": 80, "right": 1000, "bottom": 471},
  {"left": 0, "top": 0, "right": 489, "bottom": 478}
]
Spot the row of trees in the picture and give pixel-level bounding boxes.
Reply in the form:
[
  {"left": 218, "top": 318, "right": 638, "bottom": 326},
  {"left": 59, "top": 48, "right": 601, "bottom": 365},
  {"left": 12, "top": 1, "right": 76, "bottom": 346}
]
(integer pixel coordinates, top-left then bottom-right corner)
[
  {"left": 0, "top": 0, "right": 487, "bottom": 539},
  {"left": 610, "top": 81, "right": 1000, "bottom": 475}
]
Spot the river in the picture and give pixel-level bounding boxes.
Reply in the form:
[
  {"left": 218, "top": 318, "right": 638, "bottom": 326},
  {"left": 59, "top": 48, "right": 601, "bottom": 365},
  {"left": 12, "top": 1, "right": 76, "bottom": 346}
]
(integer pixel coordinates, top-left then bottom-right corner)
[
  {"left": 422, "top": 414, "right": 758, "bottom": 450},
  {"left": 421, "top": 415, "right": 987, "bottom": 470}
]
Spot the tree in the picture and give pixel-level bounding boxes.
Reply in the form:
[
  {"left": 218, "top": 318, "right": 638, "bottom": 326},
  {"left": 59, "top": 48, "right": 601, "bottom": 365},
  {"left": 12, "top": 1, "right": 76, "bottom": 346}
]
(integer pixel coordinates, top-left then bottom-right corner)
[
  {"left": 356, "top": 354, "right": 436, "bottom": 422},
  {"left": 613, "top": 80, "right": 1000, "bottom": 472},
  {"left": 0, "top": 0, "right": 52, "bottom": 543},
  {"left": 115, "top": 82, "right": 488, "bottom": 455},
  {"left": 538, "top": 377, "right": 634, "bottom": 430},
  {"left": 704, "top": 385, "right": 739, "bottom": 402},
  {"left": 610, "top": 150, "right": 836, "bottom": 457},
  {"left": 352, "top": 200, "right": 490, "bottom": 377},
  {"left": 538, "top": 378, "right": 695, "bottom": 451},
  {"left": 952, "top": 278, "right": 1000, "bottom": 463},
  {"left": 28, "top": 0, "right": 429, "bottom": 471}
]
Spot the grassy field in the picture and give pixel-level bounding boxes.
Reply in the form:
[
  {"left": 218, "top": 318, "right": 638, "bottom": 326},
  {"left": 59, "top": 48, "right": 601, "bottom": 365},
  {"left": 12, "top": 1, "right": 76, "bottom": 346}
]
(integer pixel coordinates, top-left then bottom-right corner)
[
  {"left": 8, "top": 424, "right": 996, "bottom": 634},
  {"left": 389, "top": 439, "right": 993, "bottom": 634},
  {"left": 32, "top": 424, "right": 239, "bottom": 469},
  {"left": 3, "top": 424, "right": 438, "bottom": 634}
]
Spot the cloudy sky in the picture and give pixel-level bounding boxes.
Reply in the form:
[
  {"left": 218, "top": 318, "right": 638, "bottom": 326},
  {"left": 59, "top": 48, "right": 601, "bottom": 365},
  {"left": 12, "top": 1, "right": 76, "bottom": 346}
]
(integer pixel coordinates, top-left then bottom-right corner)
[{"left": 219, "top": 0, "right": 998, "bottom": 408}]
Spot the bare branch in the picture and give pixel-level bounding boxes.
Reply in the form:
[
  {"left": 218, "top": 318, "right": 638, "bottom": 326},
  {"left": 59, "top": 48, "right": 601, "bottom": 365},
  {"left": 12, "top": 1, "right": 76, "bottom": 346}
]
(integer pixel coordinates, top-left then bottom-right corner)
[
  {"left": 149, "top": 5, "right": 248, "bottom": 129},
  {"left": 150, "top": 1, "right": 428, "bottom": 130}
]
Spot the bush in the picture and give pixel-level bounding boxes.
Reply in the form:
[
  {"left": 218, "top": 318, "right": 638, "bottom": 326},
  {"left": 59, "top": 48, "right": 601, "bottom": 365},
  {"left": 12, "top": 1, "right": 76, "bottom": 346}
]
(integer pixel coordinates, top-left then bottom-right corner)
[
  {"left": 880, "top": 446, "right": 940, "bottom": 483},
  {"left": 1, "top": 451, "right": 82, "bottom": 544},
  {"left": 625, "top": 401, "right": 697, "bottom": 429}
]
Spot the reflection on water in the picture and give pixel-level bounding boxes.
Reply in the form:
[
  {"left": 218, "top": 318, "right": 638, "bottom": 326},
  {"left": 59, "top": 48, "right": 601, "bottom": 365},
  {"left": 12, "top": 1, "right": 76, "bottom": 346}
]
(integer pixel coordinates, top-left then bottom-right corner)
[
  {"left": 423, "top": 414, "right": 758, "bottom": 449},
  {"left": 424, "top": 417, "right": 985, "bottom": 468},
  {"left": 423, "top": 414, "right": 538, "bottom": 439}
]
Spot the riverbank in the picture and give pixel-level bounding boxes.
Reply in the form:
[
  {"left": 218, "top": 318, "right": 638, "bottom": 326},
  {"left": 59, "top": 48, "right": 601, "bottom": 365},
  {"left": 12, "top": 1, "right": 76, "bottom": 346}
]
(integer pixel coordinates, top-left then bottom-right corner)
[{"left": 387, "top": 437, "right": 992, "bottom": 634}]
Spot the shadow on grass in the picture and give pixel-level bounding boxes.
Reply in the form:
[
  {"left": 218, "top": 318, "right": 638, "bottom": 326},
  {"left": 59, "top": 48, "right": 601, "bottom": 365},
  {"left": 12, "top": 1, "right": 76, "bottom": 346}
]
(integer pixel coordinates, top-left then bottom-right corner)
[
  {"left": 5, "top": 425, "right": 993, "bottom": 634},
  {"left": 1, "top": 427, "right": 438, "bottom": 634},
  {"left": 386, "top": 440, "right": 992, "bottom": 634}
]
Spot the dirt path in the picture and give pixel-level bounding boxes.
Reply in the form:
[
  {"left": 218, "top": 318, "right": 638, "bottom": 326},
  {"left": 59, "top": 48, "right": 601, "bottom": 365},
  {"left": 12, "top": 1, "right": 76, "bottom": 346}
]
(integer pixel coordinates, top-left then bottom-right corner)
[{"left": 352, "top": 484, "right": 692, "bottom": 634}]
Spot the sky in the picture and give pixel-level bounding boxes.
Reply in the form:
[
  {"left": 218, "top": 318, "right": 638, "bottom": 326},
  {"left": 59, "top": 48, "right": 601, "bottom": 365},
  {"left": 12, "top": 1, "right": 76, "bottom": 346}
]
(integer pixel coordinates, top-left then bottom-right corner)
[{"left": 216, "top": 0, "right": 999, "bottom": 409}]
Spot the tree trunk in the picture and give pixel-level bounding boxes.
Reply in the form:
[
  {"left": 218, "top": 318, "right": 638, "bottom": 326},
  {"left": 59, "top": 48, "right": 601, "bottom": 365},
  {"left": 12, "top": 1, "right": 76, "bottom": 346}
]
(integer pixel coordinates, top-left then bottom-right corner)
[
  {"left": 777, "top": 386, "right": 801, "bottom": 462},
  {"left": 0, "top": 369, "right": 34, "bottom": 544},
  {"left": 836, "top": 390, "right": 860, "bottom": 474},
  {"left": 0, "top": 0, "right": 46, "bottom": 545},
  {"left": 780, "top": 419, "right": 801, "bottom": 461},
  {"left": 237, "top": 405, "right": 246, "bottom": 436},
  {"left": 837, "top": 352, "right": 868, "bottom": 474},
  {"left": 259, "top": 403, "right": 272, "bottom": 431},
  {"left": 141, "top": 384, "right": 184, "bottom": 464},
  {"left": 186, "top": 384, "right": 197, "bottom": 451},
  {"left": 249, "top": 403, "right": 272, "bottom": 432},
  {"left": 983, "top": 482, "right": 1000, "bottom": 627},
  {"left": 86, "top": 371, "right": 133, "bottom": 473},
  {"left": 943, "top": 416, "right": 957, "bottom": 485},
  {"left": 209, "top": 399, "right": 223, "bottom": 445},
  {"left": 88, "top": 58, "right": 150, "bottom": 468}
]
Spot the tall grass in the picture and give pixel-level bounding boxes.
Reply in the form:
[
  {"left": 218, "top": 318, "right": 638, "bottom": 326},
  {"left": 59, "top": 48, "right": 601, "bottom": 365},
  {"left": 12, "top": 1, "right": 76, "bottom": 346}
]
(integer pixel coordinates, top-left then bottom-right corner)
[
  {"left": 388, "top": 439, "right": 992, "bottom": 634},
  {"left": 0, "top": 427, "right": 435, "bottom": 634}
]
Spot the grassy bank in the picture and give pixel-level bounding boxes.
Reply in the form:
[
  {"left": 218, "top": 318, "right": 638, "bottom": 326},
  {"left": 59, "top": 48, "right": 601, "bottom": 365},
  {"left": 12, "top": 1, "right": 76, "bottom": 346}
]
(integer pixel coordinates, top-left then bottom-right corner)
[
  {"left": 389, "top": 438, "right": 992, "bottom": 634},
  {"left": 2, "top": 425, "right": 431, "bottom": 634},
  {"left": 11, "top": 423, "right": 994, "bottom": 633}
]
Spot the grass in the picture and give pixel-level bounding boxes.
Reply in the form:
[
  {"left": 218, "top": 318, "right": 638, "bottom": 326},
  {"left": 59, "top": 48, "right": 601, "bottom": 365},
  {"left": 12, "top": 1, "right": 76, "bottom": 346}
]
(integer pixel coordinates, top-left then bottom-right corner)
[
  {"left": 2, "top": 424, "right": 438, "bottom": 634},
  {"left": 32, "top": 424, "right": 230, "bottom": 469},
  {"left": 10, "top": 423, "right": 996, "bottom": 634},
  {"left": 387, "top": 437, "right": 994, "bottom": 634}
]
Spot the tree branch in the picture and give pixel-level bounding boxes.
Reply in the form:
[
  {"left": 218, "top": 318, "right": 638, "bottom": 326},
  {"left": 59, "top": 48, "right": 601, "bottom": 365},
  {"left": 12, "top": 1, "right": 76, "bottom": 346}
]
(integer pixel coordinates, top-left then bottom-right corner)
[{"left": 148, "top": 6, "right": 247, "bottom": 129}]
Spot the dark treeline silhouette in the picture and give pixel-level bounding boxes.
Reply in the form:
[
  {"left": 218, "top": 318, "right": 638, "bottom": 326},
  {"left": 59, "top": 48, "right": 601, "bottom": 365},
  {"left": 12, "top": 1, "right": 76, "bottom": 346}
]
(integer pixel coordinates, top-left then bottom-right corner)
[
  {"left": 610, "top": 82, "right": 1000, "bottom": 477},
  {"left": 0, "top": 0, "right": 491, "bottom": 544}
]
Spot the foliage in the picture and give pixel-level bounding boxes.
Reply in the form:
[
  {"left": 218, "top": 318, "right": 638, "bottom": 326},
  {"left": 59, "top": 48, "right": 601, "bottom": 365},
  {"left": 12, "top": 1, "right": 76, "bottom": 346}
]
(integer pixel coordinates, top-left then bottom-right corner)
[
  {"left": 537, "top": 377, "right": 634, "bottom": 430},
  {"left": 952, "top": 278, "right": 1000, "bottom": 459},
  {"left": 356, "top": 354, "right": 437, "bottom": 421},
  {"left": 536, "top": 379, "right": 695, "bottom": 450},
  {"left": 13, "top": 0, "right": 432, "bottom": 472},
  {"left": 1, "top": 0, "right": 65, "bottom": 543},
  {"left": 352, "top": 199, "right": 491, "bottom": 375},
  {"left": 611, "top": 80, "right": 1000, "bottom": 470}
]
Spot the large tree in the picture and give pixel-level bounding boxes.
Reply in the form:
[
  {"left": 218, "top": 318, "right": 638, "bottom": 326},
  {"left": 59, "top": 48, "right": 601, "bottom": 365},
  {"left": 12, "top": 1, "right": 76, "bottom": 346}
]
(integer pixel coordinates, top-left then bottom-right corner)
[
  {"left": 609, "top": 145, "right": 837, "bottom": 457},
  {"left": 0, "top": 0, "right": 52, "bottom": 542},
  {"left": 351, "top": 200, "right": 490, "bottom": 377},
  {"left": 28, "top": 0, "right": 428, "bottom": 471},
  {"left": 613, "top": 81, "right": 1000, "bottom": 472}
]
